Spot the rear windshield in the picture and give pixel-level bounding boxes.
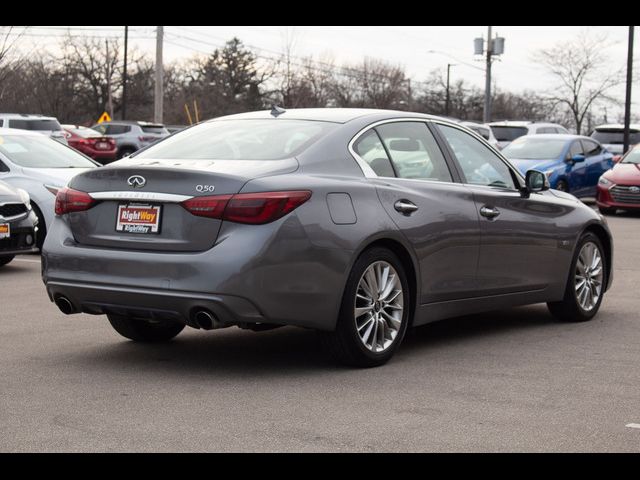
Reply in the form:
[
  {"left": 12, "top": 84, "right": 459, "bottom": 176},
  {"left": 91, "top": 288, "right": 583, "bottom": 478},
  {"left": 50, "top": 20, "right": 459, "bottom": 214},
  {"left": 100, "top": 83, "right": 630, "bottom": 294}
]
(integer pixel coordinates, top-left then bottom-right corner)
[
  {"left": 0, "top": 134, "right": 97, "bottom": 168},
  {"left": 491, "top": 126, "right": 528, "bottom": 142},
  {"left": 502, "top": 137, "right": 567, "bottom": 160},
  {"left": 141, "top": 125, "right": 169, "bottom": 135},
  {"left": 136, "top": 119, "right": 337, "bottom": 160},
  {"left": 69, "top": 127, "right": 102, "bottom": 138},
  {"left": 8, "top": 119, "right": 62, "bottom": 131},
  {"left": 591, "top": 129, "right": 640, "bottom": 145}
]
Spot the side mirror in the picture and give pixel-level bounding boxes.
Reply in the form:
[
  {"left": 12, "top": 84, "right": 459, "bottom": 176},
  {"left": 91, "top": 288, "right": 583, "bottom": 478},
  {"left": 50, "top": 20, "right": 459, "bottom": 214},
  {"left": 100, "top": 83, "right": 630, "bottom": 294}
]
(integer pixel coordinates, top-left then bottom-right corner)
[
  {"left": 571, "top": 154, "right": 586, "bottom": 163},
  {"left": 525, "top": 169, "right": 550, "bottom": 193}
]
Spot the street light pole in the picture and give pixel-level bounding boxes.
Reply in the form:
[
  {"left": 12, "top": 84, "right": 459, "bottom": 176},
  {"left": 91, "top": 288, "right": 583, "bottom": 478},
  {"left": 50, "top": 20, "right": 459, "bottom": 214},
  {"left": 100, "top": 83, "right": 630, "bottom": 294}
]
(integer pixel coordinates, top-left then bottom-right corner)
[
  {"left": 623, "top": 26, "right": 634, "bottom": 154},
  {"left": 445, "top": 63, "right": 456, "bottom": 117},
  {"left": 154, "top": 26, "right": 164, "bottom": 124},
  {"left": 483, "top": 26, "right": 493, "bottom": 123},
  {"left": 122, "top": 25, "right": 128, "bottom": 120}
]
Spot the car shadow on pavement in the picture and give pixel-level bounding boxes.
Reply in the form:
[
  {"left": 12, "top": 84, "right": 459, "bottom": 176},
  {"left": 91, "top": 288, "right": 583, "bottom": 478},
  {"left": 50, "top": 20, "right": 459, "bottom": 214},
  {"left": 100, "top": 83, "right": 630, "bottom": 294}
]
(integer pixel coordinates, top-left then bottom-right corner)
[{"left": 63, "top": 305, "right": 559, "bottom": 376}]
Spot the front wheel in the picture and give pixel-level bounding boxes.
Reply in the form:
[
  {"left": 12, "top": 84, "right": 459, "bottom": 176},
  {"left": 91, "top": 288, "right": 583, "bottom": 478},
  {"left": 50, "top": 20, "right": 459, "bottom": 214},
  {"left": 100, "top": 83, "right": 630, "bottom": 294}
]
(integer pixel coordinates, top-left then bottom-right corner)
[
  {"left": 0, "top": 255, "right": 15, "bottom": 267},
  {"left": 107, "top": 314, "right": 185, "bottom": 342},
  {"left": 319, "top": 247, "right": 411, "bottom": 367},
  {"left": 547, "top": 233, "right": 606, "bottom": 322}
]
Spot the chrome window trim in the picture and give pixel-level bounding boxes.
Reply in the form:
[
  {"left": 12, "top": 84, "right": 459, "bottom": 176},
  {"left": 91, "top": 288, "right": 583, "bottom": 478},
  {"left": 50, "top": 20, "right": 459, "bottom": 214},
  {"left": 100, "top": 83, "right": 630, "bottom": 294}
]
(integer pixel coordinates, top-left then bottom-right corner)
[
  {"left": 348, "top": 117, "right": 461, "bottom": 185},
  {"left": 89, "top": 191, "right": 192, "bottom": 202}
]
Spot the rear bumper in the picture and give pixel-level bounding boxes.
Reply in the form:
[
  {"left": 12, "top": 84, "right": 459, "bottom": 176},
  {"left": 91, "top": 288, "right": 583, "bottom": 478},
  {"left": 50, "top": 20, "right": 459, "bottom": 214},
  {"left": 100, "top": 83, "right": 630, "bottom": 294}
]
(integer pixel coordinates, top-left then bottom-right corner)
[{"left": 45, "top": 280, "right": 266, "bottom": 329}]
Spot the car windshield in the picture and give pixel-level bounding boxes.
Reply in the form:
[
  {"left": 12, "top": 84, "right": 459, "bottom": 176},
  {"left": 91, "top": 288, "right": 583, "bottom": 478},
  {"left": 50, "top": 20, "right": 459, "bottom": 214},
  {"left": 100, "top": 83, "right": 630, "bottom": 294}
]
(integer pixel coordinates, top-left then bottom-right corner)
[
  {"left": 592, "top": 130, "right": 640, "bottom": 145},
  {"left": 622, "top": 148, "right": 640, "bottom": 164},
  {"left": 502, "top": 137, "right": 567, "bottom": 160},
  {"left": 0, "top": 134, "right": 97, "bottom": 168},
  {"left": 9, "top": 119, "right": 62, "bottom": 131},
  {"left": 491, "top": 126, "right": 528, "bottom": 142},
  {"left": 135, "top": 119, "right": 337, "bottom": 160}
]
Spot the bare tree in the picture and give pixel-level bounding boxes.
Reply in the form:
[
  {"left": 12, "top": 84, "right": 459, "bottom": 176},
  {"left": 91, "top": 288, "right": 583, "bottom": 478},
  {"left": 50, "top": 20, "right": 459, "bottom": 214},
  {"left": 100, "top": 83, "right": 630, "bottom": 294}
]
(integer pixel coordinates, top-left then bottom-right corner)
[
  {"left": 0, "top": 26, "right": 27, "bottom": 99},
  {"left": 535, "top": 31, "right": 622, "bottom": 134}
]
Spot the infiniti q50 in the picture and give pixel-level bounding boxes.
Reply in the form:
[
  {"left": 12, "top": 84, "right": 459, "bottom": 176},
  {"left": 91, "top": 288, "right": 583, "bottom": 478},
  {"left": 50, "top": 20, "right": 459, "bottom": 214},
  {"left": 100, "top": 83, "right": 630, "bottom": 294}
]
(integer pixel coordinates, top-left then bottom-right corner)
[{"left": 42, "top": 109, "right": 613, "bottom": 367}]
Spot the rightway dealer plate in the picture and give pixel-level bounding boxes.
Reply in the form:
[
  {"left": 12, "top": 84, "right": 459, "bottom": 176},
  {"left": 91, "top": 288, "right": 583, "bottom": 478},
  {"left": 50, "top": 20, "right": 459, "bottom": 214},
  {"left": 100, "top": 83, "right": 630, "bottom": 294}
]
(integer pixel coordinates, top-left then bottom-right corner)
[{"left": 116, "top": 204, "right": 161, "bottom": 234}]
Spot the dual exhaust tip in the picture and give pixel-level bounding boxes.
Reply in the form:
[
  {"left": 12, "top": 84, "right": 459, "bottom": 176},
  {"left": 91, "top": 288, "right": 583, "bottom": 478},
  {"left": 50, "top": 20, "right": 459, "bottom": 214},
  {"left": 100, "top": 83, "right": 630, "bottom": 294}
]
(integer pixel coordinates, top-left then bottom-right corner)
[{"left": 55, "top": 296, "right": 219, "bottom": 331}]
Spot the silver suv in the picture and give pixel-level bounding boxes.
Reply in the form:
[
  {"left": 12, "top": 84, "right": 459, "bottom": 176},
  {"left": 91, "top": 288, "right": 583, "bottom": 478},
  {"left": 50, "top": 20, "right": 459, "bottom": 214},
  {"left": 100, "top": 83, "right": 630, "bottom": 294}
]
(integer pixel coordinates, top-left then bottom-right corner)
[
  {"left": 489, "top": 120, "right": 569, "bottom": 149},
  {"left": 0, "top": 114, "right": 68, "bottom": 144},
  {"left": 91, "top": 121, "right": 169, "bottom": 158}
]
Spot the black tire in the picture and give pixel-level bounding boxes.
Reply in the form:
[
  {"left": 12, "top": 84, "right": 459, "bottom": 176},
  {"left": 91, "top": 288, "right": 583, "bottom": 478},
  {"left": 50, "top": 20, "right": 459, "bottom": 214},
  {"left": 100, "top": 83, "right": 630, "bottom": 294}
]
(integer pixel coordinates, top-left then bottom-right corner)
[
  {"left": 319, "top": 247, "right": 411, "bottom": 368},
  {"left": 0, "top": 255, "right": 15, "bottom": 267},
  {"left": 107, "top": 314, "right": 185, "bottom": 342},
  {"left": 118, "top": 147, "right": 136, "bottom": 159},
  {"left": 598, "top": 206, "right": 617, "bottom": 215},
  {"left": 31, "top": 202, "right": 46, "bottom": 251},
  {"left": 547, "top": 232, "right": 606, "bottom": 322},
  {"left": 555, "top": 180, "right": 569, "bottom": 192}
]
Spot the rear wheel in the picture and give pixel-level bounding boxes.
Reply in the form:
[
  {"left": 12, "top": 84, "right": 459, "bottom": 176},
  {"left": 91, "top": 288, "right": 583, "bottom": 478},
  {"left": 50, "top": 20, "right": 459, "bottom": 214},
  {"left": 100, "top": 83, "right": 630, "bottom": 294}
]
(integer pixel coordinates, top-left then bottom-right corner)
[
  {"left": 319, "top": 247, "right": 410, "bottom": 367},
  {"left": 547, "top": 233, "right": 606, "bottom": 322},
  {"left": 118, "top": 147, "right": 136, "bottom": 159},
  {"left": 107, "top": 314, "right": 185, "bottom": 342},
  {"left": 0, "top": 255, "right": 15, "bottom": 267},
  {"left": 555, "top": 180, "right": 569, "bottom": 192}
]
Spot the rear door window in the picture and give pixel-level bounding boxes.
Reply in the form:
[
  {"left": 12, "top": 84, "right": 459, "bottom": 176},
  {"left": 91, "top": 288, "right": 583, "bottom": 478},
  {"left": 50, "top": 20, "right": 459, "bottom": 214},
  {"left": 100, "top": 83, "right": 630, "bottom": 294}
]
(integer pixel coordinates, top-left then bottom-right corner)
[{"left": 375, "top": 122, "right": 452, "bottom": 182}]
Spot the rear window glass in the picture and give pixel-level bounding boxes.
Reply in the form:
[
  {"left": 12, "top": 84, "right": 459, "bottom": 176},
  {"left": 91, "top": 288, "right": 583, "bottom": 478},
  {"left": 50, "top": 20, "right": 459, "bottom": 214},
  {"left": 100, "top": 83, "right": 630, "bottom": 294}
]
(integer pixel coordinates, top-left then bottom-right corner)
[
  {"left": 69, "top": 127, "right": 102, "bottom": 138},
  {"left": 136, "top": 119, "right": 337, "bottom": 160},
  {"left": 491, "top": 126, "right": 528, "bottom": 142},
  {"left": 141, "top": 125, "right": 169, "bottom": 135},
  {"left": 591, "top": 130, "right": 640, "bottom": 145},
  {"left": 8, "top": 119, "right": 62, "bottom": 131}
]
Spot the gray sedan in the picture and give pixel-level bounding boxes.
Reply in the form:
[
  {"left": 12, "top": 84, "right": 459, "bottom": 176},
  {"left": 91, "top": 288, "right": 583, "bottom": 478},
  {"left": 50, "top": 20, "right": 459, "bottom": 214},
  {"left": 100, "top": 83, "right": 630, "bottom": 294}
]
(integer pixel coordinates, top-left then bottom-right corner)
[{"left": 42, "top": 109, "right": 613, "bottom": 367}]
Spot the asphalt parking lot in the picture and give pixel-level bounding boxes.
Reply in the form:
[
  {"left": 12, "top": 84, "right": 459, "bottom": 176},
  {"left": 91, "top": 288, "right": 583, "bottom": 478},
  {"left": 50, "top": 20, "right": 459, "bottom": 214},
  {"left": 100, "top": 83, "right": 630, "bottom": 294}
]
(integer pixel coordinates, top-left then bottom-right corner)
[{"left": 1, "top": 209, "right": 639, "bottom": 452}]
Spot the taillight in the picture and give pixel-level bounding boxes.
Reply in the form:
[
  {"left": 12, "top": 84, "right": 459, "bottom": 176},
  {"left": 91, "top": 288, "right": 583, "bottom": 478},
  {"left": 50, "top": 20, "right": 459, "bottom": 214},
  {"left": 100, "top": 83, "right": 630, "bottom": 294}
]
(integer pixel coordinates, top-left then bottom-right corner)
[
  {"left": 181, "top": 195, "right": 231, "bottom": 219},
  {"left": 138, "top": 136, "right": 157, "bottom": 142},
  {"left": 181, "top": 191, "right": 311, "bottom": 224},
  {"left": 54, "top": 187, "right": 96, "bottom": 215}
]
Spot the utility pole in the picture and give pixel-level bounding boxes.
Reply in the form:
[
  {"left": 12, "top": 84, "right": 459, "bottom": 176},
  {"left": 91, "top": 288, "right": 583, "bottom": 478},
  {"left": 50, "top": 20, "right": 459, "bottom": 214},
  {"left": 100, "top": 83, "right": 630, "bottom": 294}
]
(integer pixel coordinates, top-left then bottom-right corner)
[
  {"left": 483, "top": 26, "right": 493, "bottom": 123},
  {"left": 154, "top": 26, "right": 164, "bottom": 124},
  {"left": 122, "top": 26, "right": 128, "bottom": 120},
  {"left": 106, "top": 39, "right": 113, "bottom": 118},
  {"left": 623, "top": 26, "right": 634, "bottom": 154},
  {"left": 445, "top": 63, "right": 456, "bottom": 117}
]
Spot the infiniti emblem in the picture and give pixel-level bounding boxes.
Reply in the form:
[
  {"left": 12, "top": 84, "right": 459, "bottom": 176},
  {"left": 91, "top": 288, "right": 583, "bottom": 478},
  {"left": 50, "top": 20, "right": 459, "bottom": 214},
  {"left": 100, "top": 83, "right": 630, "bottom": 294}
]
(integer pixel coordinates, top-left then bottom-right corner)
[
  {"left": 127, "top": 175, "right": 146, "bottom": 188},
  {"left": 630, "top": 186, "right": 640, "bottom": 194}
]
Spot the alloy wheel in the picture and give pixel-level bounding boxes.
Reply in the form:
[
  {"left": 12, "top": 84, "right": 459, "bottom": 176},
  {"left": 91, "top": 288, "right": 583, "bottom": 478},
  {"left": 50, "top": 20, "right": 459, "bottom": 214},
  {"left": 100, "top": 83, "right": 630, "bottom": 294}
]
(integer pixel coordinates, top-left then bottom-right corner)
[{"left": 574, "top": 242, "right": 604, "bottom": 311}]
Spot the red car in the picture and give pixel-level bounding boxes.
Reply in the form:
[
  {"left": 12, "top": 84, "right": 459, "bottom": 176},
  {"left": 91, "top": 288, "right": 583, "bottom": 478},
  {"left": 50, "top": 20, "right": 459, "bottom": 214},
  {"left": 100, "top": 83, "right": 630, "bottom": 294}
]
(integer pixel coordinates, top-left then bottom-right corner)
[
  {"left": 62, "top": 125, "right": 117, "bottom": 164},
  {"left": 596, "top": 144, "right": 640, "bottom": 214}
]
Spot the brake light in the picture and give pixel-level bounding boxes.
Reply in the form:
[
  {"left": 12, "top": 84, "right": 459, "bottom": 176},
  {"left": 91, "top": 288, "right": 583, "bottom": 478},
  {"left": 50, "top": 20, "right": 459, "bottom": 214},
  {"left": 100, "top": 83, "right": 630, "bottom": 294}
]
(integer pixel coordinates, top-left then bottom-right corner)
[
  {"left": 181, "top": 195, "right": 231, "bottom": 219},
  {"left": 54, "top": 187, "right": 96, "bottom": 215},
  {"left": 180, "top": 191, "right": 311, "bottom": 224},
  {"left": 138, "top": 136, "right": 157, "bottom": 142}
]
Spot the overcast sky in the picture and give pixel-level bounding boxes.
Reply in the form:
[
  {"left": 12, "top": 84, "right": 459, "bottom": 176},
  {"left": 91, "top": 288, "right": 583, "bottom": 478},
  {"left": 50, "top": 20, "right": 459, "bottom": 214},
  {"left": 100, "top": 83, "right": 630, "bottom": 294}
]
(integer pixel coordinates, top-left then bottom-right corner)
[{"left": 13, "top": 26, "right": 638, "bottom": 119}]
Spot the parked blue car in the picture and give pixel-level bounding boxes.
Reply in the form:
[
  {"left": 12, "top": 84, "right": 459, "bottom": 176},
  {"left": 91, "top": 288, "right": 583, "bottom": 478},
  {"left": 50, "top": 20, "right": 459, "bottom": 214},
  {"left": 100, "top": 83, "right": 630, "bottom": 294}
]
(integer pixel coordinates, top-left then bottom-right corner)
[{"left": 501, "top": 134, "right": 614, "bottom": 197}]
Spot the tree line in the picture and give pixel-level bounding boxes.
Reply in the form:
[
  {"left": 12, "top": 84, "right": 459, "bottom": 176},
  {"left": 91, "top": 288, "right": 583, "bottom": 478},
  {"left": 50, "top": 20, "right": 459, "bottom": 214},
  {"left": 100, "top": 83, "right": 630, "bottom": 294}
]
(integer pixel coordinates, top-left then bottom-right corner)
[{"left": 0, "top": 30, "right": 623, "bottom": 133}]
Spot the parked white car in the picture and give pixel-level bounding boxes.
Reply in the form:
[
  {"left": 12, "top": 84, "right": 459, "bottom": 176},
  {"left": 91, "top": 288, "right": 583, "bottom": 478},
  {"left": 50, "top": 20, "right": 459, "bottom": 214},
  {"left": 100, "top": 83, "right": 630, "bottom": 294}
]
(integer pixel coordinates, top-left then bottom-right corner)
[
  {"left": 590, "top": 123, "right": 640, "bottom": 156},
  {"left": 489, "top": 120, "right": 569, "bottom": 149},
  {"left": 0, "top": 128, "right": 98, "bottom": 248},
  {"left": 460, "top": 121, "right": 501, "bottom": 150},
  {"left": 0, "top": 114, "right": 69, "bottom": 145}
]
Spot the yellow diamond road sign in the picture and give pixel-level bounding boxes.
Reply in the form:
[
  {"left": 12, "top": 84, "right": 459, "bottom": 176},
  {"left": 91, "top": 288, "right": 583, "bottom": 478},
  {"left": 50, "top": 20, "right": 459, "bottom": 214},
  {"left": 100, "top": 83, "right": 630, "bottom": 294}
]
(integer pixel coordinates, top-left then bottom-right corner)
[{"left": 97, "top": 111, "right": 112, "bottom": 124}]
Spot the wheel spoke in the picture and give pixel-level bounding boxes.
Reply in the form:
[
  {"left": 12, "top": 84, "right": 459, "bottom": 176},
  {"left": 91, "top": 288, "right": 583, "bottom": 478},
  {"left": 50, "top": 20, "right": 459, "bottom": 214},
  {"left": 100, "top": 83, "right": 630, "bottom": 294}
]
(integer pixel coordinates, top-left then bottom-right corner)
[{"left": 355, "top": 305, "right": 374, "bottom": 318}]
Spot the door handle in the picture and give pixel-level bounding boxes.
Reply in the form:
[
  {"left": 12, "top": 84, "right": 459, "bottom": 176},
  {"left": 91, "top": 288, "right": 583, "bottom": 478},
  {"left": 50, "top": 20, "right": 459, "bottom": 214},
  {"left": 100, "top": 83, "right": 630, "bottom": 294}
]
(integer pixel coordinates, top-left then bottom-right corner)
[
  {"left": 394, "top": 200, "right": 418, "bottom": 215},
  {"left": 479, "top": 206, "right": 500, "bottom": 219}
]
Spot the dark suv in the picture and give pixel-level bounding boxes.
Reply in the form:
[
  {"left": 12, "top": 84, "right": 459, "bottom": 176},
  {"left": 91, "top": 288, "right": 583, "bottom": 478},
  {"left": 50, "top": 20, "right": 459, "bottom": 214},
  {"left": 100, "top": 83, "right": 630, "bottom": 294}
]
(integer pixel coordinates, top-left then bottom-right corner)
[{"left": 91, "top": 121, "right": 169, "bottom": 158}]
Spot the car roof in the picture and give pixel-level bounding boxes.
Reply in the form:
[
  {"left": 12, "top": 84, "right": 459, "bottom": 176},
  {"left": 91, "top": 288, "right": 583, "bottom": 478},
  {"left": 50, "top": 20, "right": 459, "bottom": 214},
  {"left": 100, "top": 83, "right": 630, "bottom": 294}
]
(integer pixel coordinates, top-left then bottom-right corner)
[
  {"left": 592, "top": 123, "right": 640, "bottom": 131},
  {"left": 212, "top": 108, "right": 440, "bottom": 124},
  {"left": 488, "top": 120, "right": 565, "bottom": 128},
  {"left": 94, "top": 120, "right": 165, "bottom": 126},
  {"left": 0, "top": 127, "right": 43, "bottom": 136},
  {"left": 0, "top": 113, "right": 58, "bottom": 120}
]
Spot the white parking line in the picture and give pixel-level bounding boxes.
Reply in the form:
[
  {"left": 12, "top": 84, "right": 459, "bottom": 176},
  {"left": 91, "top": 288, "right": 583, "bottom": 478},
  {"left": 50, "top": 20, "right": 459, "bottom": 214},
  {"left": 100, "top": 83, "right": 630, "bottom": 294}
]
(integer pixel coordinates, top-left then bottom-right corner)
[
  {"left": 13, "top": 258, "right": 41, "bottom": 264},
  {"left": 626, "top": 423, "right": 640, "bottom": 429}
]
